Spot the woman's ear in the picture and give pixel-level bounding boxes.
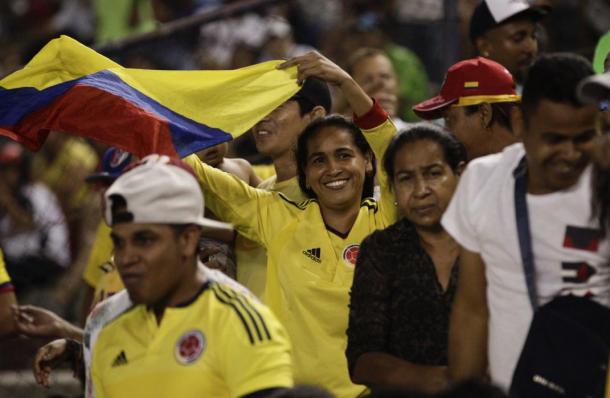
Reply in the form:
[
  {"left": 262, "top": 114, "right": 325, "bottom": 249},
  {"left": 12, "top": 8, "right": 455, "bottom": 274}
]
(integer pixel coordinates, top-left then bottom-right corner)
[{"left": 365, "top": 152, "right": 374, "bottom": 174}]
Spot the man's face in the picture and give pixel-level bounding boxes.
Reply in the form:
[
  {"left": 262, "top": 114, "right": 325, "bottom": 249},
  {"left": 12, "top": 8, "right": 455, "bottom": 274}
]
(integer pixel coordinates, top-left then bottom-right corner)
[
  {"left": 351, "top": 54, "right": 398, "bottom": 117},
  {"left": 111, "top": 223, "right": 188, "bottom": 306},
  {"left": 252, "top": 100, "right": 313, "bottom": 160},
  {"left": 478, "top": 18, "right": 538, "bottom": 81},
  {"left": 519, "top": 100, "right": 598, "bottom": 194},
  {"left": 443, "top": 106, "right": 484, "bottom": 160}
]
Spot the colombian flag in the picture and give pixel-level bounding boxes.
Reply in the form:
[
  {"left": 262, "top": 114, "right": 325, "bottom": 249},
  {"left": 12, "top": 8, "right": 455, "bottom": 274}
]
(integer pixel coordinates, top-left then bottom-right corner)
[{"left": 0, "top": 36, "right": 300, "bottom": 157}]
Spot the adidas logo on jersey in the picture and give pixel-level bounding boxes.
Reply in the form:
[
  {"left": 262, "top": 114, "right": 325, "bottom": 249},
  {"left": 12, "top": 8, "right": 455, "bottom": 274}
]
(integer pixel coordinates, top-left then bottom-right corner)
[
  {"left": 303, "top": 248, "right": 321, "bottom": 263},
  {"left": 111, "top": 350, "right": 128, "bottom": 367}
]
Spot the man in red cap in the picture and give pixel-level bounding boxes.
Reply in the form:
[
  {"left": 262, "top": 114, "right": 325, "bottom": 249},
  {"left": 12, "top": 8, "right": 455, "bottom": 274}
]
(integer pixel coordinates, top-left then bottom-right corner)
[{"left": 413, "top": 57, "right": 521, "bottom": 161}]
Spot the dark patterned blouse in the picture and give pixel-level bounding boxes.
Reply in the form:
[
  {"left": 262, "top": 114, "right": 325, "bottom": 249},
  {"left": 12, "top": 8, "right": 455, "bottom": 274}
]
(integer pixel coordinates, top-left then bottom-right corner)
[{"left": 346, "top": 217, "right": 459, "bottom": 374}]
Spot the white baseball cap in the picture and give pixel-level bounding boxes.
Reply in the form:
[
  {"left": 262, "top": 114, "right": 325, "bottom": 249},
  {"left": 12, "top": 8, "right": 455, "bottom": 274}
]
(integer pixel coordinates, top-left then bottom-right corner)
[
  {"left": 578, "top": 72, "right": 610, "bottom": 104},
  {"left": 104, "top": 154, "right": 230, "bottom": 229}
]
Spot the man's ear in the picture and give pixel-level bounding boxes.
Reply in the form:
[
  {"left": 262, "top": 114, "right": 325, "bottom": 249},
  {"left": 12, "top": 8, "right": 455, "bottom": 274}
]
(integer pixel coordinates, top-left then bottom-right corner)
[
  {"left": 309, "top": 105, "right": 327, "bottom": 121},
  {"left": 479, "top": 103, "right": 493, "bottom": 129},
  {"left": 180, "top": 225, "right": 202, "bottom": 258},
  {"left": 511, "top": 106, "right": 526, "bottom": 140},
  {"left": 475, "top": 37, "right": 491, "bottom": 58}
]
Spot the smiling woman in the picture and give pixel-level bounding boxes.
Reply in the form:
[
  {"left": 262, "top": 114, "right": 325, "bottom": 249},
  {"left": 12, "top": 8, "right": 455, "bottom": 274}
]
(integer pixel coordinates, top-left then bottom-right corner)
[
  {"left": 184, "top": 51, "right": 399, "bottom": 398},
  {"left": 346, "top": 123, "right": 466, "bottom": 394}
]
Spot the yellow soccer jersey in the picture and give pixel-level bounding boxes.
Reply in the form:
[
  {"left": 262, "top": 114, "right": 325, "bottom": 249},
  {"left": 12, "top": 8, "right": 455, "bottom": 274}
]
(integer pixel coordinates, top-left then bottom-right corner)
[
  {"left": 83, "top": 221, "right": 115, "bottom": 288},
  {"left": 91, "top": 258, "right": 124, "bottom": 308},
  {"left": 185, "top": 103, "right": 396, "bottom": 398},
  {"left": 85, "top": 266, "right": 292, "bottom": 398},
  {"left": 236, "top": 176, "right": 307, "bottom": 298},
  {"left": 0, "top": 249, "right": 13, "bottom": 292}
]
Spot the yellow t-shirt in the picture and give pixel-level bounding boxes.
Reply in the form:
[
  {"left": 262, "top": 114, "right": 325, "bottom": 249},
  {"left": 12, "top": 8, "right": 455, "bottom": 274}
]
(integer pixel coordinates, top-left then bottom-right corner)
[
  {"left": 252, "top": 164, "right": 276, "bottom": 181},
  {"left": 185, "top": 116, "right": 396, "bottom": 398},
  {"left": 85, "top": 267, "right": 292, "bottom": 398},
  {"left": 235, "top": 176, "right": 307, "bottom": 298},
  {"left": 0, "top": 249, "right": 13, "bottom": 291}
]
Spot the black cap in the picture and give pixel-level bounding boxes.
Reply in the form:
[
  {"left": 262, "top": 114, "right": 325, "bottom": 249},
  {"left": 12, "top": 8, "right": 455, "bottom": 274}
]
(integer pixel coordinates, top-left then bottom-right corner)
[
  {"left": 469, "top": 0, "right": 550, "bottom": 44},
  {"left": 291, "top": 77, "right": 332, "bottom": 114}
]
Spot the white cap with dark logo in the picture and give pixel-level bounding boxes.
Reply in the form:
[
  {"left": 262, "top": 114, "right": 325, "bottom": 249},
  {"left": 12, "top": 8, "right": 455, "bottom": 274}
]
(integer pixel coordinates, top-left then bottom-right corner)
[
  {"left": 578, "top": 72, "right": 610, "bottom": 105},
  {"left": 104, "top": 154, "right": 230, "bottom": 229}
]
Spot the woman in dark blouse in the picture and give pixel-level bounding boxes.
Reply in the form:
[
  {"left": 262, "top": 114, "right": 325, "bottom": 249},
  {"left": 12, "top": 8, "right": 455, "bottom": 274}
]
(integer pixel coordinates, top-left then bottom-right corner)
[{"left": 346, "top": 123, "right": 466, "bottom": 393}]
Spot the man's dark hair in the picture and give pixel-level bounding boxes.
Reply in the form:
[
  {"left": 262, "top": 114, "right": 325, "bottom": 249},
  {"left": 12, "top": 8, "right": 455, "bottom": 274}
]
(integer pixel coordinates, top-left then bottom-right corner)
[
  {"left": 463, "top": 102, "right": 517, "bottom": 131},
  {"left": 521, "top": 53, "right": 594, "bottom": 123},
  {"left": 291, "top": 77, "right": 332, "bottom": 116},
  {"left": 383, "top": 122, "right": 466, "bottom": 184},
  {"left": 296, "top": 115, "right": 376, "bottom": 199}
]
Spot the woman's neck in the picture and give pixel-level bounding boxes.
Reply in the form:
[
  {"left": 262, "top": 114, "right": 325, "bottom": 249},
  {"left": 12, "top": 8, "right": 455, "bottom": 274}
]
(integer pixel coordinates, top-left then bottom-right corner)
[
  {"left": 320, "top": 202, "right": 361, "bottom": 236},
  {"left": 415, "top": 223, "right": 455, "bottom": 251}
]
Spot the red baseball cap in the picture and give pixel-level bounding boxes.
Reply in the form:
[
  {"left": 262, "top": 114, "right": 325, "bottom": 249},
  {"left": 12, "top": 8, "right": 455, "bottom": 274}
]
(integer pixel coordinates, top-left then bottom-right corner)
[{"left": 413, "top": 57, "right": 520, "bottom": 120}]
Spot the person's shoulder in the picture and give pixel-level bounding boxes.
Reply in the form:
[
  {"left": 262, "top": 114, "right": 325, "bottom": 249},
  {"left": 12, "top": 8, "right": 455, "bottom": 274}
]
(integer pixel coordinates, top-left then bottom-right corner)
[
  {"left": 461, "top": 143, "right": 525, "bottom": 194},
  {"left": 466, "top": 143, "right": 524, "bottom": 175},
  {"left": 205, "top": 272, "right": 280, "bottom": 345},
  {"left": 84, "top": 290, "right": 133, "bottom": 349},
  {"left": 363, "top": 219, "right": 416, "bottom": 250}
]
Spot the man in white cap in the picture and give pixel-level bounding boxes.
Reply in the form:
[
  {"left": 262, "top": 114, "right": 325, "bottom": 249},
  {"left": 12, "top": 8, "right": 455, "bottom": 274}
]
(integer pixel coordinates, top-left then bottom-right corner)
[
  {"left": 469, "top": 0, "right": 551, "bottom": 84},
  {"left": 33, "top": 155, "right": 293, "bottom": 398}
]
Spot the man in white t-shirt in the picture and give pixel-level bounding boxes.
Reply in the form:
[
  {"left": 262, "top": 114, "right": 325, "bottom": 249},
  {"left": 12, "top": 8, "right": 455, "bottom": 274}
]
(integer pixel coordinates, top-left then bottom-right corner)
[{"left": 442, "top": 53, "right": 610, "bottom": 389}]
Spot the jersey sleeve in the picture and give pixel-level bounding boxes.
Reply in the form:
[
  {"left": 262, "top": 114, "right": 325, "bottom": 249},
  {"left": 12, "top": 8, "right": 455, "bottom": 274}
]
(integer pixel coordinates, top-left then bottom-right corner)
[
  {"left": 0, "top": 249, "right": 13, "bottom": 292},
  {"left": 441, "top": 163, "right": 482, "bottom": 253},
  {"left": 210, "top": 283, "right": 293, "bottom": 397},
  {"left": 184, "top": 154, "right": 293, "bottom": 246},
  {"left": 354, "top": 101, "right": 398, "bottom": 225}
]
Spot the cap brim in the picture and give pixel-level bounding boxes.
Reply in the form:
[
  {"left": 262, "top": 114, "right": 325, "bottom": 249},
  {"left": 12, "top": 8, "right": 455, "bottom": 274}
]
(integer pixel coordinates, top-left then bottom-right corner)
[
  {"left": 577, "top": 73, "right": 610, "bottom": 104},
  {"left": 412, "top": 95, "right": 458, "bottom": 120},
  {"left": 85, "top": 173, "right": 116, "bottom": 184}
]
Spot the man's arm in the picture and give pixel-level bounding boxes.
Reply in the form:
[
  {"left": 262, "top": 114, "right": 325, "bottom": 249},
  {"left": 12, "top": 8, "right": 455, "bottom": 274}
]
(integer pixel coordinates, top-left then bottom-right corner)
[
  {"left": 448, "top": 246, "right": 489, "bottom": 381},
  {"left": 0, "top": 289, "right": 17, "bottom": 339},
  {"left": 13, "top": 305, "right": 84, "bottom": 341}
]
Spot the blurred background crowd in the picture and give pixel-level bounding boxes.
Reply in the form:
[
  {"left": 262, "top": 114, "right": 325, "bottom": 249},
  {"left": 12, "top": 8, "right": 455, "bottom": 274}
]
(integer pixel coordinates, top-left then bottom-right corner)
[{"left": 0, "top": 0, "right": 609, "bottom": 394}]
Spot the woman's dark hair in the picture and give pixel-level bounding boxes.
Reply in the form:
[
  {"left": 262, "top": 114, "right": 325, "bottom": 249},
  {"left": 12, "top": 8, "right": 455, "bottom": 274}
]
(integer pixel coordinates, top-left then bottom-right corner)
[
  {"left": 383, "top": 122, "right": 467, "bottom": 184},
  {"left": 296, "top": 115, "right": 376, "bottom": 200}
]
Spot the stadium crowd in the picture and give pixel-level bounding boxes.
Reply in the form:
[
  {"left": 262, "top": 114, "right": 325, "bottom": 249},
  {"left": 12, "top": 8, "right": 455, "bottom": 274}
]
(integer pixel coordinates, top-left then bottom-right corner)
[{"left": 1, "top": 0, "right": 610, "bottom": 397}]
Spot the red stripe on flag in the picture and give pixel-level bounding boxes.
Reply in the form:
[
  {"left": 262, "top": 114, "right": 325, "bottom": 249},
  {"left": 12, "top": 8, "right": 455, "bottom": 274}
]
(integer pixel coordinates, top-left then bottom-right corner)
[{"left": 5, "top": 85, "right": 177, "bottom": 157}]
